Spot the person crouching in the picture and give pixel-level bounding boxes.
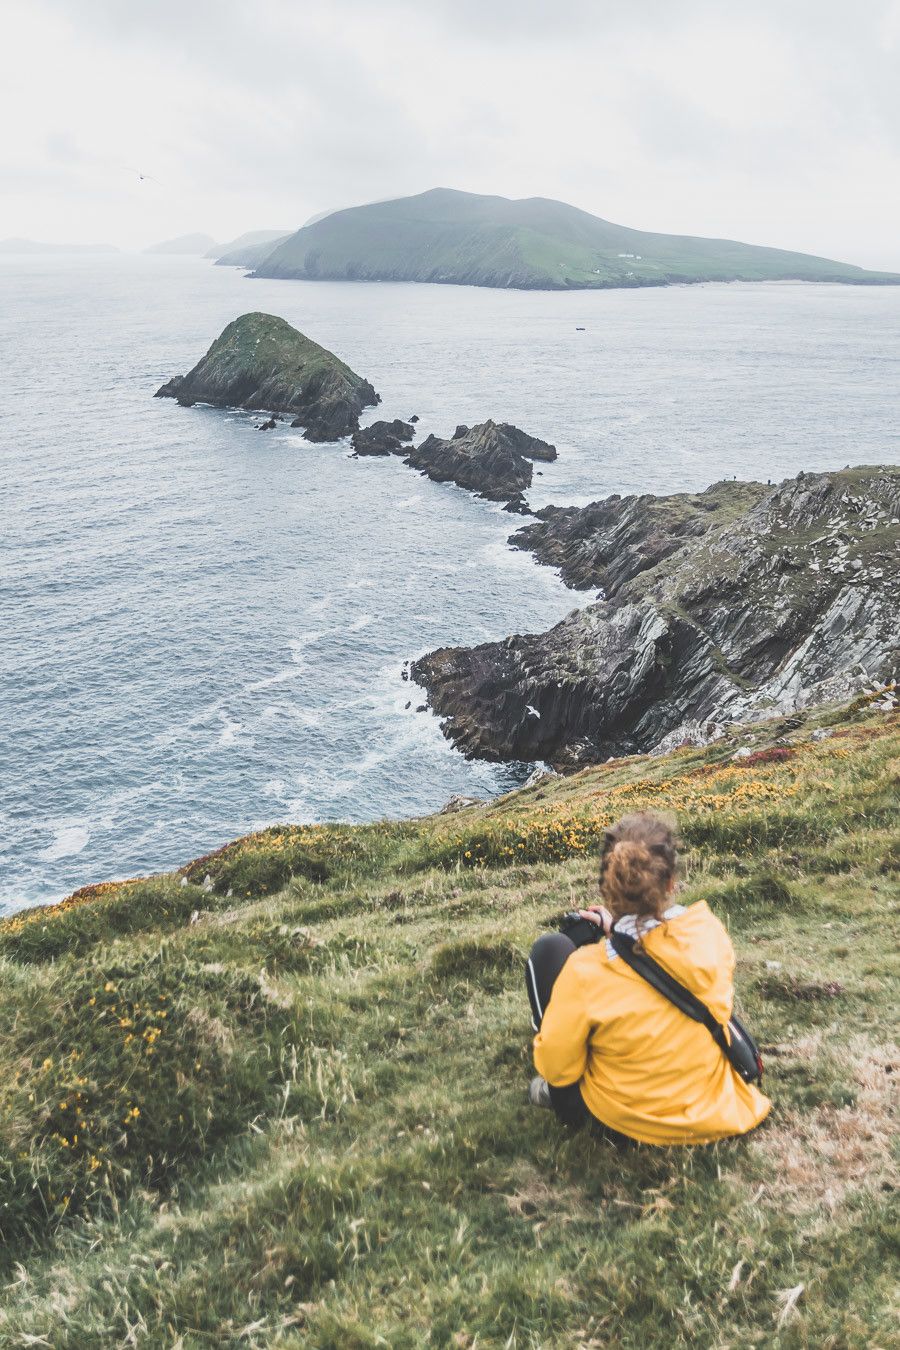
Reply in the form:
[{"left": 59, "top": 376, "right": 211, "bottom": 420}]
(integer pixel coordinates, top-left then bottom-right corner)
[{"left": 525, "top": 811, "right": 771, "bottom": 1146}]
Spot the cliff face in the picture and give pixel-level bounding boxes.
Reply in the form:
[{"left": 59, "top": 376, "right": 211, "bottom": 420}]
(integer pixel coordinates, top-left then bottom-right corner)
[
  {"left": 412, "top": 467, "right": 900, "bottom": 765},
  {"left": 510, "top": 480, "right": 767, "bottom": 591},
  {"left": 155, "top": 312, "right": 379, "bottom": 442}
]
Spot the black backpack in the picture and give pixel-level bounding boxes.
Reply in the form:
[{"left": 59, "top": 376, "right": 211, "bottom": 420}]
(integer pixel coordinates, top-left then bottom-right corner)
[{"left": 608, "top": 930, "right": 764, "bottom": 1085}]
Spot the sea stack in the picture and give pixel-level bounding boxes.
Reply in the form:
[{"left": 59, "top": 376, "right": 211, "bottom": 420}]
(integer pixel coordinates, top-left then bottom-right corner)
[
  {"left": 403, "top": 419, "right": 556, "bottom": 507},
  {"left": 351, "top": 419, "right": 416, "bottom": 456},
  {"left": 155, "top": 312, "right": 379, "bottom": 442}
]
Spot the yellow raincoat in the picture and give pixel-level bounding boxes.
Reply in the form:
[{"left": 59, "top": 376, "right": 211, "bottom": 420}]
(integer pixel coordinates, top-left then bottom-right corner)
[{"left": 533, "top": 901, "right": 771, "bottom": 1144}]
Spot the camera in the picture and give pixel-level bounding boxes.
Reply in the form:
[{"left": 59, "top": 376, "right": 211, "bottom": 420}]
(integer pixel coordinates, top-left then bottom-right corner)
[{"left": 560, "top": 910, "right": 605, "bottom": 946}]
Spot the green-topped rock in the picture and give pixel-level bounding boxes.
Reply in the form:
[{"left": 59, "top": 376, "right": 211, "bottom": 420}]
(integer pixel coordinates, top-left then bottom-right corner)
[{"left": 155, "top": 312, "right": 379, "bottom": 441}]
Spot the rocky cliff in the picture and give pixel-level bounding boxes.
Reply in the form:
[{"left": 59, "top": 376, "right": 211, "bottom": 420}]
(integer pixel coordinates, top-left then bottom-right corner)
[
  {"left": 403, "top": 420, "right": 556, "bottom": 508},
  {"left": 412, "top": 466, "right": 900, "bottom": 765},
  {"left": 155, "top": 312, "right": 379, "bottom": 442},
  {"left": 510, "top": 480, "right": 767, "bottom": 591}
]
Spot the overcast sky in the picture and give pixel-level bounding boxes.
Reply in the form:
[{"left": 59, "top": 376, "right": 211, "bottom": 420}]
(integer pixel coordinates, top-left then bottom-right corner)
[{"left": 3, "top": 0, "right": 900, "bottom": 266}]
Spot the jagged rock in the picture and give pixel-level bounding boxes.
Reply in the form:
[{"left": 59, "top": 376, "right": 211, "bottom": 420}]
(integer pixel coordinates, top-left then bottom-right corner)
[
  {"left": 257, "top": 417, "right": 276, "bottom": 431},
  {"left": 403, "top": 419, "right": 556, "bottom": 506},
  {"left": 650, "top": 719, "right": 728, "bottom": 757},
  {"left": 411, "top": 467, "right": 900, "bottom": 767},
  {"left": 510, "top": 479, "right": 763, "bottom": 591},
  {"left": 438, "top": 794, "right": 485, "bottom": 813},
  {"left": 523, "top": 765, "right": 561, "bottom": 788},
  {"left": 495, "top": 422, "right": 557, "bottom": 463},
  {"left": 351, "top": 419, "right": 415, "bottom": 456},
  {"left": 155, "top": 312, "right": 379, "bottom": 442}
]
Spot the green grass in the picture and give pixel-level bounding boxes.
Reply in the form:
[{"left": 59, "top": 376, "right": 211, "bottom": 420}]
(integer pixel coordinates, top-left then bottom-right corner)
[{"left": 0, "top": 699, "right": 897, "bottom": 1347}]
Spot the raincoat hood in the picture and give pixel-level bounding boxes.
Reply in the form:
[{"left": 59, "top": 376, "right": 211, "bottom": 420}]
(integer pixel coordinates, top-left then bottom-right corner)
[{"left": 639, "top": 901, "right": 735, "bottom": 1024}]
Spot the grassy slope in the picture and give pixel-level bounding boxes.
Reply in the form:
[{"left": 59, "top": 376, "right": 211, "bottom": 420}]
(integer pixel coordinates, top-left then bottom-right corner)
[
  {"left": 255, "top": 188, "right": 900, "bottom": 289},
  {"left": 0, "top": 696, "right": 897, "bottom": 1347},
  {"left": 195, "top": 312, "right": 368, "bottom": 390}
]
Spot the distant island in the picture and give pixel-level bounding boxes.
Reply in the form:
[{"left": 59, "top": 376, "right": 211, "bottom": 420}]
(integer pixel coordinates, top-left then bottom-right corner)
[
  {"left": 0, "top": 237, "right": 118, "bottom": 254},
  {"left": 144, "top": 233, "right": 219, "bottom": 256},
  {"left": 250, "top": 187, "right": 900, "bottom": 290},
  {"left": 213, "top": 230, "right": 292, "bottom": 268}
]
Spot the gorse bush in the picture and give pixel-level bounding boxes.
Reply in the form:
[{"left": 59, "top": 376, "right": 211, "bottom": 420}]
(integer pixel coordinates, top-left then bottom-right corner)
[
  {"left": 416, "top": 726, "right": 893, "bottom": 873},
  {"left": 178, "top": 820, "right": 422, "bottom": 897},
  {"left": 0, "top": 877, "right": 211, "bottom": 965},
  {"left": 0, "top": 950, "right": 304, "bottom": 1258}
]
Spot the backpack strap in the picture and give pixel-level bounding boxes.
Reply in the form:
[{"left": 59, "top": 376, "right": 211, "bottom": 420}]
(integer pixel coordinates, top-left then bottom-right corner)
[
  {"left": 608, "top": 930, "right": 730, "bottom": 1050},
  {"left": 608, "top": 929, "right": 763, "bottom": 1083}
]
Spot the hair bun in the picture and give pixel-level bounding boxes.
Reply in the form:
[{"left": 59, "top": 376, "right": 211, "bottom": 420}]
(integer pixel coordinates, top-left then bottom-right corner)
[{"left": 600, "top": 813, "right": 678, "bottom": 932}]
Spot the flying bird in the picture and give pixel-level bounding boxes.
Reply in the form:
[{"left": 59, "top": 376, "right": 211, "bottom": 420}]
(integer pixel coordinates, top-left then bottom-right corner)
[{"left": 122, "top": 166, "right": 161, "bottom": 184}]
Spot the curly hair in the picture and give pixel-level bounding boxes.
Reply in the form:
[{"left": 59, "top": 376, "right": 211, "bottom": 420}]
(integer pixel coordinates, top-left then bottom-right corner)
[{"left": 599, "top": 812, "right": 680, "bottom": 944}]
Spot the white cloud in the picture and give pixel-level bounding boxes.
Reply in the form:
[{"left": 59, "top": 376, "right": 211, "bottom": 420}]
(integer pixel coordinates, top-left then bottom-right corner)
[{"left": 1, "top": 0, "right": 898, "bottom": 267}]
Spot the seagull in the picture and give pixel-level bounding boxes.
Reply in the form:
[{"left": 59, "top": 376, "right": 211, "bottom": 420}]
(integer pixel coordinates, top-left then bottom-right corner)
[{"left": 122, "top": 166, "right": 161, "bottom": 184}]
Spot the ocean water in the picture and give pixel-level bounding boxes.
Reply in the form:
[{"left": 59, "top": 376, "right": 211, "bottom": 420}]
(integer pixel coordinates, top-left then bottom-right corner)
[{"left": 2, "top": 256, "right": 899, "bottom": 913}]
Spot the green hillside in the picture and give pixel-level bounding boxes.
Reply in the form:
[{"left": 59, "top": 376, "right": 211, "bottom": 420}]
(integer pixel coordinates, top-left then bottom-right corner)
[
  {"left": 253, "top": 188, "right": 900, "bottom": 290},
  {"left": 0, "top": 693, "right": 897, "bottom": 1345},
  {"left": 211, "top": 230, "right": 293, "bottom": 266}
]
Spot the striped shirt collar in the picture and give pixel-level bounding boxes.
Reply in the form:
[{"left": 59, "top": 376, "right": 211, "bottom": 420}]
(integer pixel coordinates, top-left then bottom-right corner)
[{"left": 606, "top": 903, "right": 686, "bottom": 960}]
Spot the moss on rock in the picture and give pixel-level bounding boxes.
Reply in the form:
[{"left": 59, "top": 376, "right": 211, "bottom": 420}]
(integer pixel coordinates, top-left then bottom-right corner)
[{"left": 156, "top": 311, "right": 379, "bottom": 441}]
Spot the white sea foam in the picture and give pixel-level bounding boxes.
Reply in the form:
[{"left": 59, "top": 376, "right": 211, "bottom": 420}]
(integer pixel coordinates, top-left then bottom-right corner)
[
  {"left": 253, "top": 701, "right": 324, "bottom": 730},
  {"left": 245, "top": 668, "right": 302, "bottom": 692},
  {"left": 41, "top": 824, "right": 90, "bottom": 862},
  {"left": 284, "top": 705, "right": 325, "bottom": 729},
  {"left": 289, "top": 632, "right": 325, "bottom": 663},
  {"left": 216, "top": 717, "right": 244, "bottom": 747}
]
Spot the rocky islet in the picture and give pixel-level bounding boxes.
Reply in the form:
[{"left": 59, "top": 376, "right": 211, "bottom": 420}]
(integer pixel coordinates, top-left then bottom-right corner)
[
  {"left": 350, "top": 419, "right": 416, "bottom": 455},
  {"left": 155, "top": 311, "right": 380, "bottom": 442},
  {"left": 402, "top": 419, "right": 556, "bottom": 509},
  {"left": 350, "top": 416, "right": 557, "bottom": 508}
]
